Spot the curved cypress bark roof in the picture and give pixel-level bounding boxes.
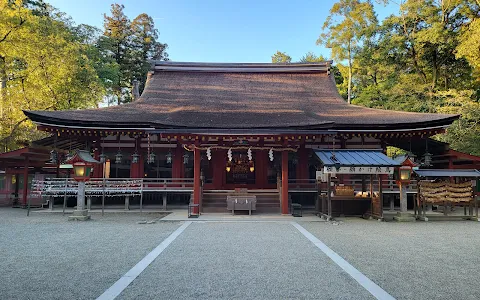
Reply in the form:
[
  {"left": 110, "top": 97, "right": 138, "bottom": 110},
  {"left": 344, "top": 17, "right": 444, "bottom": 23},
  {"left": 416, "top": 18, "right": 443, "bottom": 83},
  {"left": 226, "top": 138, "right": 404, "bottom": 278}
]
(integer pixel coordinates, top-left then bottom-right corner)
[{"left": 24, "top": 61, "right": 458, "bottom": 131}]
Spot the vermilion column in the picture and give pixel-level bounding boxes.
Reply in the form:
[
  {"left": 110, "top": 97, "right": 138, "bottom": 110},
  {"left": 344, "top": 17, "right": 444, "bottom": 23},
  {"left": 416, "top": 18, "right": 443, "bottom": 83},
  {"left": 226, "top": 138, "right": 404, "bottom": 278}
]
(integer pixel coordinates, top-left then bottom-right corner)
[
  {"left": 22, "top": 157, "right": 29, "bottom": 207},
  {"left": 297, "top": 146, "right": 309, "bottom": 180},
  {"left": 193, "top": 147, "right": 201, "bottom": 213},
  {"left": 281, "top": 150, "right": 289, "bottom": 214},
  {"left": 172, "top": 144, "right": 184, "bottom": 179}
]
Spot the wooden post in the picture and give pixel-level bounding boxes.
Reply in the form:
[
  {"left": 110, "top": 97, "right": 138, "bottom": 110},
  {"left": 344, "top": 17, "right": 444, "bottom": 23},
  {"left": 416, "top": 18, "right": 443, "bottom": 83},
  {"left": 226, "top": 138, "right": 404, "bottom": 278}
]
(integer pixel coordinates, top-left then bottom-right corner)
[
  {"left": 369, "top": 174, "right": 373, "bottom": 217},
  {"left": 475, "top": 195, "right": 478, "bottom": 221},
  {"left": 281, "top": 150, "right": 289, "bottom": 214},
  {"left": 22, "top": 157, "right": 29, "bottom": 208},
  {"left": 101, "top": 177, "right": 106, "bottom": 216},
  {"left": 162, "top": 193, "right": 167, "bottom": 211},
  {"left": 327, "top": 173, "right": 332, "bottom": 218},
  {"left": 378, "top": 174, "right": 383, "bottom": 219},
  {"left": 63, "top": 178, "right": 68, "bottom": 215},
  {"left": 124, "top": 195, "right": 130, "bottom": 211},
  {"left": 193, "top": 147, "right": 201, "bottom": 214}
]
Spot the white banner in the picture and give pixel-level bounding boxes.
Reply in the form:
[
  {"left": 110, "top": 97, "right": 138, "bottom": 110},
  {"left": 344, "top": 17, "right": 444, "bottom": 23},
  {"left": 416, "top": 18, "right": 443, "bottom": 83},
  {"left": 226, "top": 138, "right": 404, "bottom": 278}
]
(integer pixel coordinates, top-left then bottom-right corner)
[{"left": 323, "top": 166, "right": 394, "bottom": 174}]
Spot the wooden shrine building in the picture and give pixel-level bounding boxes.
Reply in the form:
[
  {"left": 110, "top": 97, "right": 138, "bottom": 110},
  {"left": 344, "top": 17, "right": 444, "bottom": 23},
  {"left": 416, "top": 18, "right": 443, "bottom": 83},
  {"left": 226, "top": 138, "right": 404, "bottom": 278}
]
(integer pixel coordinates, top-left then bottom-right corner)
[{"left": 14, "top": 61, "right": 460, "bottom": 214}]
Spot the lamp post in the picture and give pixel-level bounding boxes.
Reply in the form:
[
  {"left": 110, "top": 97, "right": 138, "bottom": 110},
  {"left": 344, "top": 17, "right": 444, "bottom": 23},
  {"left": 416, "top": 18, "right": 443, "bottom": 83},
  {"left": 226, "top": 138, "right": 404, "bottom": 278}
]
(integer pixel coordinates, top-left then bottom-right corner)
[
  {"left": 393, "top": 162, "right": 416, "bottom": 222},
  {"left": 66, "top": 150, "right": 100, "bottom": 221}
]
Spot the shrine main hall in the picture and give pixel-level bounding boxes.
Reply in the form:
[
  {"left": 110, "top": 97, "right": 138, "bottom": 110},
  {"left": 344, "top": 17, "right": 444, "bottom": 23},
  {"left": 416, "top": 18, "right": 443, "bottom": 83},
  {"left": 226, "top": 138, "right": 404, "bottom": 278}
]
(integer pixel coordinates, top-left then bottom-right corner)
[{"left": 17, "top": 61, "right": 458, "bottom": 215}]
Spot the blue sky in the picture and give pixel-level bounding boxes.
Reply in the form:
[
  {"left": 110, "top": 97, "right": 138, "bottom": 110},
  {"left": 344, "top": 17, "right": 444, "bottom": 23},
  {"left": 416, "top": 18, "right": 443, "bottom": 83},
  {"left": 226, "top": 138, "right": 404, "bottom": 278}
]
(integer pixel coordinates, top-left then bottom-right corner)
[{"left": 49, "top": 0, "right": 398, "bottom": 63}]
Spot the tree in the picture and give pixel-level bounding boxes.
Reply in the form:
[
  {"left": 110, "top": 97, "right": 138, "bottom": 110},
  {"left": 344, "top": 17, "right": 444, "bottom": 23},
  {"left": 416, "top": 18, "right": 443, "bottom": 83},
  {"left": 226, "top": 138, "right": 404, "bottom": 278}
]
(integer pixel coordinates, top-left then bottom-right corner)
[
  {"left": 456, "top": 1, "right": 480, "bottom": 79},
  {"left": 271, "top": 51, "right": 291, "bottom": 63},
  {"left": 103, "top": 4, "right": 131, "bottom": 105},
  {"left": 103, "top": 5, "right": 168, "bottom": 104},
  {"left": 318, "top": 0, "right": 377, "bottom": 103},
  {"left": 130, "top": 13, "right": 168, "bottom": 95},
  {"left": 299, "top": 52, "right": 326, "bottom": 63},
  {"left": 0, "top": 0, "right": 105, "bottom": 151}
]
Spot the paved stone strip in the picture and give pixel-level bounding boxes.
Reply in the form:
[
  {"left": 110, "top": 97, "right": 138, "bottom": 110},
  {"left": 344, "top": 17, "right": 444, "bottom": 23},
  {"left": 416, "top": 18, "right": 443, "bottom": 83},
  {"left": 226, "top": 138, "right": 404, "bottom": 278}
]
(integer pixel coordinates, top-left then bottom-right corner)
[
  {"left": 291, "top": 222, "right": 395, "bottom": 300},
  {"left": 96, "top": 221, "right": 192, "bottom": 300}
]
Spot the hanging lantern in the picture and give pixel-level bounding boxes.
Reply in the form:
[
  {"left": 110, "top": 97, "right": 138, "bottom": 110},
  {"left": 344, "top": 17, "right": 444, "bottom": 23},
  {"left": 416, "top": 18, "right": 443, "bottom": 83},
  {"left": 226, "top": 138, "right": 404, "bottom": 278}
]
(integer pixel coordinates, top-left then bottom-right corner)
[
  {"left": 249, "top": 160, "right": 255, "bottom": 173},
  {"left": 166, "top": 151, "right": 172, "bottom": 164},
  {"left": 99, "top": 153, "right": 107, "bottom": 163},
  {"left": 132, "top": 152, "right": 140, "bottom": 163},
  {"left": 421, "top": 139, "right": 432, "bottom": 167},
  {"left": 147, "top": 152, "right": 156, "bottom": 164},
  {"left": 50, "top": 150, "right": 58, "bottom": 164},
  {"left": 115, "top": 150, "right": 123, "bottom": 164},
  {"left": 226, "top": 161, "right": 232, "bottom": 172},
  {"left": 183, "top": 153, "right": 190, "bottom": 165},
  {"left": 422, "top": 152, "right": 432, "bottom": 167}
]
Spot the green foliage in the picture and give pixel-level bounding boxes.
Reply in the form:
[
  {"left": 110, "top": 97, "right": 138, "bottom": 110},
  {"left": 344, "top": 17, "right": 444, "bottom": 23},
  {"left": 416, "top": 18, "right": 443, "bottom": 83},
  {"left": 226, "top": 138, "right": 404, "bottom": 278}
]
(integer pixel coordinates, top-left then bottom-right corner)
[
  {"left": 338, "top": 0, "right": 480, "bottom": 155},
  {"left": 318, "top": 0, "right": 377, "bottom": 103},
  {"left": 102, "top": 4, "right": 168, "bottom": 104},
  {"left": 271, "top": 51, "right": 291, "bottom": 63},
  {"left": 299, "top": 52, "right": 326, "bottom": 63},
  {"left": 0, "top": 0, "right": 104, "bottom": 151},
  {"left": 0, "top": 0, "right": 168, "bottom": 151}
]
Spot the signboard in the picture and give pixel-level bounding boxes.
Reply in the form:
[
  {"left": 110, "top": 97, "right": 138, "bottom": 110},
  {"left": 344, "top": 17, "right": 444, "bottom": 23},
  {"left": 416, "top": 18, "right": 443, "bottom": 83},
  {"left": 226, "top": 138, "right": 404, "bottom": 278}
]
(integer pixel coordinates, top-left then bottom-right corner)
[{"left": 323, "top": 166, "right": 394, "bottom": 175}]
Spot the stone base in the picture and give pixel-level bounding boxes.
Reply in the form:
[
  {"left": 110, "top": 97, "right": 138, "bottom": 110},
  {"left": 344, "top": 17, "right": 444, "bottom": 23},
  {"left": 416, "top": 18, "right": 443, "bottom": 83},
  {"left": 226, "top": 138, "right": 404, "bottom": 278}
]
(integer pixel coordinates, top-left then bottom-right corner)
[
  {"left": 393, "top": 212, "right": 416, "bottom": 222},
  {"left": 68, "top": 209, "right": 91, "bottom": 221}
]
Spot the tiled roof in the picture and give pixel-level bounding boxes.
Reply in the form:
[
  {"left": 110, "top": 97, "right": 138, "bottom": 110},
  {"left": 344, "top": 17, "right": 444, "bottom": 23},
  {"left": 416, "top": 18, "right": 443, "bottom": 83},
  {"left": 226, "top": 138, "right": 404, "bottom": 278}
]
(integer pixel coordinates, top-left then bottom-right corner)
[{"left": 24, "top": 61, "right": 458, "bottom": 131}]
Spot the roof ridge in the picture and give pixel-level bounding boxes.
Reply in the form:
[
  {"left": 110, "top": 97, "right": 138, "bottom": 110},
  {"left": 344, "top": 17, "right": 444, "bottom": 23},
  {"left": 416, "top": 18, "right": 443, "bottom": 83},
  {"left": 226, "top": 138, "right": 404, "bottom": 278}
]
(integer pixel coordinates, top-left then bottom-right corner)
[{"left": 151, "top": 61, "right": 332, "bottom": 73}]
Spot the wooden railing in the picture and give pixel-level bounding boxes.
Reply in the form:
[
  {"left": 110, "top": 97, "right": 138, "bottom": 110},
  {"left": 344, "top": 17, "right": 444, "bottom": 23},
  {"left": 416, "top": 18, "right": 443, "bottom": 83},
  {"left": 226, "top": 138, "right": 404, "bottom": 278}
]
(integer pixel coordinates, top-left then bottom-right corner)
[
  {"left": 288, "top": 179, "right": 318, "bottom": 192},
  {"left": 31, "top": 177, "right": 194, "bottom": 198},
  {"left": 317, "top": 178, "right": 418, "bottom": 193}
]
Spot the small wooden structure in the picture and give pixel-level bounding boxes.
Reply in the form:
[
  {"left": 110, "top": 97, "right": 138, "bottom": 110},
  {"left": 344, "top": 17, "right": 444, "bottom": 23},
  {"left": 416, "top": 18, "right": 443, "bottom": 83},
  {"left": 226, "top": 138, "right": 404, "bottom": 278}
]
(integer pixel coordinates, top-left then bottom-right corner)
[
  {"left": 226, "top": 188, "right": 257, "bottom": 215},
  {"left": 414, "top": 169, "right": 480, "bottom": 221},
  {"left": 315, "top": 150, "right": 399, "bottom": 220}
]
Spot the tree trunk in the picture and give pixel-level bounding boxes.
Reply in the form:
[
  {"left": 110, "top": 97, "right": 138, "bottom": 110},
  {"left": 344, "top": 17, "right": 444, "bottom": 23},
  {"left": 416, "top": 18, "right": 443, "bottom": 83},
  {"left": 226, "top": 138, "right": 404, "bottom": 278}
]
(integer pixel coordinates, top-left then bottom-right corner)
[
  {"left": 431, "top": 49, "right": 438, "bottom": 91},
  {"left": 0, "top": 55, "right": 6, "bottom": 120},
  {"left": 347, "top": 40, "right": 352, "bottom": 104}
]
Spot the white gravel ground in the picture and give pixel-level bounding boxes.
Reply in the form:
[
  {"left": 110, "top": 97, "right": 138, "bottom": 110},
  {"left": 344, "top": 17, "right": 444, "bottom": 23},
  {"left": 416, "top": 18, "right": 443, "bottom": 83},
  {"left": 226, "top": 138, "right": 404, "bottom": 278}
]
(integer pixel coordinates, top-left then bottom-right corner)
[
  {"left": 300, "top": 219, "right": 480, "bottom": 300},
  {"left": 117, "top": 221, "right": 373, "bottom": 300},
  {"left": 0, "top": 208, "right": 181, "bottom": 300},
  {"left": 3, "top": 208, "right": 478, "bottom": 300}
]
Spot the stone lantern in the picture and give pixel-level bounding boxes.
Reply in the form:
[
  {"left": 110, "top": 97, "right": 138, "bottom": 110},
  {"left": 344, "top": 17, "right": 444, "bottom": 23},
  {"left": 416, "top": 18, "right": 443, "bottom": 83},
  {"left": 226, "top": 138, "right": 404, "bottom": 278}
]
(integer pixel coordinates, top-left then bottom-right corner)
[
  {"left": 393, "top": 156, "right": 416, "bottom": 222},
  {"left": 65, "top": 150, "right": 100, "bottom": 221}
]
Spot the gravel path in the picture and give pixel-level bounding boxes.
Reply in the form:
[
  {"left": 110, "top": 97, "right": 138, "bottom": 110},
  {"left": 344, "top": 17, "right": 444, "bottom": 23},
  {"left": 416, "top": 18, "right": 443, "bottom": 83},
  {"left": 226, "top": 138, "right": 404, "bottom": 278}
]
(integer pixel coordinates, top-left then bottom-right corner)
[
  {"left": 117, "top": 221, "right": 373, "bottom": 300},
  {"left": 4, "top": 207, "right": 478, "bottom": 300},
  {"left": 0, "top": 208, "right": 182, "bottom": 300},
  {"left": 300, "top": 219, "right": 480, "bottom": 300}
]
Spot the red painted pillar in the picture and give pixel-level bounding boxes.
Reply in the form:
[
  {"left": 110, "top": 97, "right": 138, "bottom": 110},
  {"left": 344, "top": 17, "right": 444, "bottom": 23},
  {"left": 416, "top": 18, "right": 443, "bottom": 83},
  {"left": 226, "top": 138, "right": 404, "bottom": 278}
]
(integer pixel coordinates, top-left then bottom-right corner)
[
  {"left": 22, "top": 157, "right": 29, "bottom": 207},
  {"left": 297, "top": 146, "right": 309, "bottom": 180},
  {"left": 193, "top": 147, "right": 201, "bottom": 213},
  {"left": 92, "top": 148, "right": 102, "bottom": 178},
  {"left": 212, "top": 149, "right": 224, "bottom": 189},
  {"left": 281, "top": 150, "right": 289, "bottom": 214},
  {"left": 172, "top": 144, "right": 184, "bottom": 179},
  {"left": 130, "top": 154, "right": 139, "bottom": 178},
  {"left": 256, "top": 150, "right": 268, "bottom": 188}
]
